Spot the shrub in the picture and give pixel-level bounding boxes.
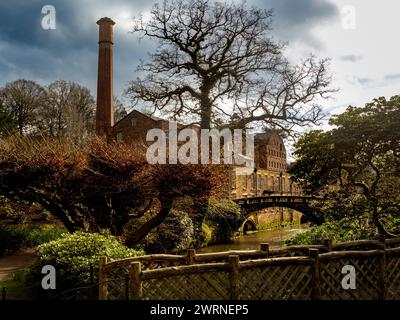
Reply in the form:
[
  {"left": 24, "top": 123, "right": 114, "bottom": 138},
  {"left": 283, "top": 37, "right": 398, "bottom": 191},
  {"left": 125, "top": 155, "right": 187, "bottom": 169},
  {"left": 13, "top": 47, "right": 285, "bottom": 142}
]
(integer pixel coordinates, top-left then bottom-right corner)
[
  {"left": 0, "top": 224, "right": 25, "bottom": 256},
  {"left": 0, "top": 224, "right": 66, "bottom": 256},
  {"left": 143, "top": 210, "right": 194, "bottom": 253},
  {"left": 27, "top": 232, "right": 143, "bottom": 299},
  {"left": 287, "top": 217, "right": 376, "bottom": 246},
  {"left": 201, "top": 222, "right": 213, "bottom": 244},
  {"left": 0, "top": 195, "right": 26, "bottom": 224},
  {"left": 204, "top": 198, "right": 243, "bottom": 244},
  {"left": 20, "top": 224, "right": 66, "bottom": 246}
]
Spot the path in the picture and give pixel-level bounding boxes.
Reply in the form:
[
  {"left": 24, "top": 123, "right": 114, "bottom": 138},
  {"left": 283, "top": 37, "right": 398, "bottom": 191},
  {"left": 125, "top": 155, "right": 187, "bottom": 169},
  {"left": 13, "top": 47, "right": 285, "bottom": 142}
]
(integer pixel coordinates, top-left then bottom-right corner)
[{"left": 0, "top": 248, "right": 37, "bottom": 281}]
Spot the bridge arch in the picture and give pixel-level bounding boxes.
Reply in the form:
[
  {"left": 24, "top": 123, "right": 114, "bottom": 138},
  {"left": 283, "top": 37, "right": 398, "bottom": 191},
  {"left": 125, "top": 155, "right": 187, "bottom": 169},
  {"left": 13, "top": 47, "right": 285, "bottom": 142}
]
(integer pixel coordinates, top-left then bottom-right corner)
[
  {"left": 241, "top": 218, "right": 257, "bottom": 234},
  {"left": 235, "top": 195, "right": 324, "bottom": 225}
]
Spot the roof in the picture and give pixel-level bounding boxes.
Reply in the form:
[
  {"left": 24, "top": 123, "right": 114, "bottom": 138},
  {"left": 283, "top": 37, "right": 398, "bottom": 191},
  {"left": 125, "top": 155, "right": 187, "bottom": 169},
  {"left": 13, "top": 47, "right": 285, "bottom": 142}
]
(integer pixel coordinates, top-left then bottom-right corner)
[{"left": 112, "top": 109, "right": 167, "bottom": 128}]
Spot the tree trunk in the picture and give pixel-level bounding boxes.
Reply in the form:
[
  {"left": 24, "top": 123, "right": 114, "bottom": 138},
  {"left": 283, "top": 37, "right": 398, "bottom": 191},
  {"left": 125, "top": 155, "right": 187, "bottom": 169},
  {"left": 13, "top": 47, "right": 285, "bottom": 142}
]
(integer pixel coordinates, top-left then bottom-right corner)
[
  {"left": 372, "top": 205, "right": 397, "bottom": 239},
  {"left": 124, "top": 198, "right": 174, "bottom": 247},
  {"left": 191, "top": 200, "right": 209, "bottom": 247},
  {"left": 200, "top": 84, "right": 212, "bottom": 129}
]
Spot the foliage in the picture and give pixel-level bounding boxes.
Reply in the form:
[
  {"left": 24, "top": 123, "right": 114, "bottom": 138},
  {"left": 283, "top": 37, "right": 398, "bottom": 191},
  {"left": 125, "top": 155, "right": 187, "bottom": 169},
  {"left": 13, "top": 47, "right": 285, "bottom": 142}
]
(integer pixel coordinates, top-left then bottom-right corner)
[
  {"left": 288, "top": 218, "right": 372, "bottom": 245},
  {"left": 0, "top": 79, "right": 46, "bottom": 135},
  {"left": 127, "top": 0, "right": 334, "bottom": 131},
  {"left": 0, "top": 101, "right": 17, "bottom": 136},
  {"left": 0, "top": 195, "right": 26, "bottom": 223},
  {"left": 0, "top": 269, "right": 34, "bottom": 300},
  {"left": 0, "top": 135, "right": 227, "bottom": 246},
  {"left": 289, "top": 95, "right": 400, "bottom": 237},
  {"left": 204, "top": 198, "right": 243, "bottom": 243},
  {"left": 27, "top": 232, "right": 143, "bottom": 299},
  {"left": 36, "top": 80, "right": 95, "bottom": 140},
  {"left": 1, "top": 232, "right": 142, "bottom": 299},
  {"left": 17, "top": 224, "right": 66, "bottom": 246},
  {"left": 287, "top": 214, "right": 400, "bottom": 246},
  {"left": 201, "top": 222, "right": 213, "bottom": 244},
  {"left": 0, "top": 224, "right": 25, "bottom": 256},
  {"left": 142, "top": 210, "right": 194, "bottom": 253},
  {"left": 0, "top": 79, "right": 95, "bottom": 139},
  {"left": 0, "top": 223, "right": 66, "bottom": 256}
]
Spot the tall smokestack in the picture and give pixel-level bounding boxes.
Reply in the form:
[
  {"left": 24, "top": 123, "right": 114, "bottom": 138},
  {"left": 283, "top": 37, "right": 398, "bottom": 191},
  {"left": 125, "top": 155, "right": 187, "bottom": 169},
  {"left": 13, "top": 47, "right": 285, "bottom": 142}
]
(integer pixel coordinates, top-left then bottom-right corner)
[{"left": 96, "top": 17, "right": 115, "bottom": 136}]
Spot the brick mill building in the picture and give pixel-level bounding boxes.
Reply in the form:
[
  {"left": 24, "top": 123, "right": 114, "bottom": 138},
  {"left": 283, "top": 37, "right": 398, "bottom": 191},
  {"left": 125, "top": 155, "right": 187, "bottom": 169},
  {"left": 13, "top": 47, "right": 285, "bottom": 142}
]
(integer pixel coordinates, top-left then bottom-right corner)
[{"left": 95, "top": 17, "right": 302, "bottom": 231}]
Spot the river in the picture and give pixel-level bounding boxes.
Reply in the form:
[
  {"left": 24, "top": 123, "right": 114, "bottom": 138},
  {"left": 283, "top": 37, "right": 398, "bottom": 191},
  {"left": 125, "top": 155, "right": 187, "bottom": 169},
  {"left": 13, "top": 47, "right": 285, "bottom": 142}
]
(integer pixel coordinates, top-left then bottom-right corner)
[{"left": 197, "top": 224, "right": 310, "bottom": 253}]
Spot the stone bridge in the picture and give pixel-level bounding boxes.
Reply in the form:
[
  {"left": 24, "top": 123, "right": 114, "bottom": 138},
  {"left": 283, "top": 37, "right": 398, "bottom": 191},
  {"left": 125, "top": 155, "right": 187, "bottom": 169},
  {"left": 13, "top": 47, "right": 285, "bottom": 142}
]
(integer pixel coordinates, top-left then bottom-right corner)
[{"left": 234, "top": 195, "right": 324, "bottom": 232}]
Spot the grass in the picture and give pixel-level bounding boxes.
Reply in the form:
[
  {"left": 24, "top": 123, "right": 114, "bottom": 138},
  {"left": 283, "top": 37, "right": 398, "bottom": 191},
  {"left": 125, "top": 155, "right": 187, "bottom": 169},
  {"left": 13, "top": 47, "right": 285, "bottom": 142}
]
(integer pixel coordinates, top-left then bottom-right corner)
[{"left": 0, "top": 268, "right": 37, "bottom": 300}]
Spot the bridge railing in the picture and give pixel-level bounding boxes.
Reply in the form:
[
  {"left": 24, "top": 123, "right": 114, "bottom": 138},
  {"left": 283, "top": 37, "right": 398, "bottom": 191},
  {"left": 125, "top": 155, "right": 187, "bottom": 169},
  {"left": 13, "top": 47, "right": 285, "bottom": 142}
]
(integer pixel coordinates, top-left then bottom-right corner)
[{"left": 99, "top": 237, "right": 400, "bottom": 300}]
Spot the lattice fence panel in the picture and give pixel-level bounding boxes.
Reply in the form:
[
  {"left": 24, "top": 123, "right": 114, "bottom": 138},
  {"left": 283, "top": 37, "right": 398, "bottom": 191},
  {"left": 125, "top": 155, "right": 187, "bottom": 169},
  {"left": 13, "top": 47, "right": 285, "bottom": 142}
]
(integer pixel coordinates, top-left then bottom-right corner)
[
  {"left": 320, "top": 257, "right": 380, "bottom": 300},
  {"left": 105, "top": 265, "right": 130, "bottom": 300},
  {"left": 386, "top": 254, "right": 400, "bottom": 299},
  {"left": 239, "top": 265, "right": 313, "bottom": 300},
  {"left": 142, "top": 271, "right": 230, "bottom": 300}
]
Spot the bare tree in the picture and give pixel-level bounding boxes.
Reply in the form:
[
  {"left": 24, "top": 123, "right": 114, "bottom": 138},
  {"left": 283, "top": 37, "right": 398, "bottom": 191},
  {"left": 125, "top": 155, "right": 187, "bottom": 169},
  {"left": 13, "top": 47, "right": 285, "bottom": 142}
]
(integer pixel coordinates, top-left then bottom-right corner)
[
  {"left": 114, "top": 96, "right": 128, "bottom": 123},
  {"left": 127, "top": 0, "right": 336, "bottom": 131},
  {"left": 38, "top": 80, "right": 95, "bottom": 139},
  {"left": 1, "top": 79, "right": 46, "bottom": 135}
]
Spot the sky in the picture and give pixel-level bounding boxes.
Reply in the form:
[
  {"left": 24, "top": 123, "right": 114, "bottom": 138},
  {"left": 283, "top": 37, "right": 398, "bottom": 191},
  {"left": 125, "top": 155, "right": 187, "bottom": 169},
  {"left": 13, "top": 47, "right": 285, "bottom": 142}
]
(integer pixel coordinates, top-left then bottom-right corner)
[{"left": 1, "top": 0, "right": 399, "bottom": 127}]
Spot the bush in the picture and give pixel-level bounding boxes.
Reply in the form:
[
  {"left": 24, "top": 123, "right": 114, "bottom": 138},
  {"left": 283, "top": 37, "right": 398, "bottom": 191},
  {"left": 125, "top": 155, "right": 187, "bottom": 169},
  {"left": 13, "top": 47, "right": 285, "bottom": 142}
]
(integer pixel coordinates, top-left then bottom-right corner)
[
  {"left": 204, "top": 198, "right": 243, "bottom": 244},
  {"left": 18, "top": 224, "right": 66, "bottom": 246},
  {"left": 0, "top": 224, "right": 25, "bottom": 256},
  {"left": 287, "top": 217, "right": 376, "bottom": 246},
  {"left": 27, "top": 232, "right": 143, "bottom": 299},
  {"left": 0, "top": 224, "right": 66, "bottom": 256},
  {"left": 143, "top": 210, "right": 194, "bottom": 253}
]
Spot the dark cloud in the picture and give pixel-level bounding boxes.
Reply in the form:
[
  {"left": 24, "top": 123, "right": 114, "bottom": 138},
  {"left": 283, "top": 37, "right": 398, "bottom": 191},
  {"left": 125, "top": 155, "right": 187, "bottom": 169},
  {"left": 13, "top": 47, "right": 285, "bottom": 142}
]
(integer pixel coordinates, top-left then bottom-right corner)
[
  {"left": 0, "top": 0, "right": 153, "bottom": 95},
  {"left": 339, "top": 55, "right": 363, "bottom": 62},
  {"left": 357, "top": 77, "right": 374, "bottom": 86},
  {"left": 384, "top": 73, "right": 400, "bottom": 81},
  {"left": 0, "top": 0, "right": 339, "bottom": 100},
  {"left": 259, "top": 0, "right": 339, "bottom": 48}
]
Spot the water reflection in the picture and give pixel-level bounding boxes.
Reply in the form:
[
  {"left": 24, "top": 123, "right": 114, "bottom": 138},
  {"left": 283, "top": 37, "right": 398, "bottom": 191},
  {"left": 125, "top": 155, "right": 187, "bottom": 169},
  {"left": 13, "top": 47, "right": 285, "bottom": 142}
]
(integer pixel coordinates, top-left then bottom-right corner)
[{"left": 197, "top": 224, "right": 310, "bottom": 253}]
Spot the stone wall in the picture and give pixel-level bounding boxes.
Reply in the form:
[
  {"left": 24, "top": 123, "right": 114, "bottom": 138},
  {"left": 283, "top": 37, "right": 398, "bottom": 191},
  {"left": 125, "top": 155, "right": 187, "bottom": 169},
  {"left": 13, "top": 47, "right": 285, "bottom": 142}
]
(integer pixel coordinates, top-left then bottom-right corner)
[{"left": 246, "top": 207, "right": 302, "bottom": 231}]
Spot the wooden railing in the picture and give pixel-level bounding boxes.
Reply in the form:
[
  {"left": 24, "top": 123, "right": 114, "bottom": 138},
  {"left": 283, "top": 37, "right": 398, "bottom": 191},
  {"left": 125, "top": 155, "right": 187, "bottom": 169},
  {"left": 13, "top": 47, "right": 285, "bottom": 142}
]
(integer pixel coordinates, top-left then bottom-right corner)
[{"left": 99, "top": 238, "right": 400, "bottom": 300}]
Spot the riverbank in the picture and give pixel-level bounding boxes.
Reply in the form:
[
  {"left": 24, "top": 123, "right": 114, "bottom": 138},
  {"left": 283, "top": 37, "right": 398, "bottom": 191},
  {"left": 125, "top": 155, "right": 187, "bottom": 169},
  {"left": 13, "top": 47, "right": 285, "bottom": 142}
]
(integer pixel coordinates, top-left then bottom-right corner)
[
  {"left": 197, "top": 224, "right": 310, "bottom": 253},
  {"left": 0, "top": 248, "right": 36, "bottom": 281}
]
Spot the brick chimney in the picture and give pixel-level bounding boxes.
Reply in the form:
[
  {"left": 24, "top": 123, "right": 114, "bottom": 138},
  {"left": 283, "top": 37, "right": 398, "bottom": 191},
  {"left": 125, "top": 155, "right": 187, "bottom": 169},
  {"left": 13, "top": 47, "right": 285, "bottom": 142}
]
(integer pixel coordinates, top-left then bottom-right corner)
[{"left": 96, "top": 17, "right": 115, "bottom": 136}]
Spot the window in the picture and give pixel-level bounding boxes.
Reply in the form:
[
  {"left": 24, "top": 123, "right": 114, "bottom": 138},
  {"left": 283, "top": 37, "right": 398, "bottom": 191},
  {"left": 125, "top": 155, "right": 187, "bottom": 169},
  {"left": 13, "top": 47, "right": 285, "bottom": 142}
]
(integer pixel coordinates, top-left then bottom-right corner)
[
  {"left": 231, "top": 173, "right": 236, "bottom": 190},
  {"left": 264, "top": 176, "right": 268, "bottom": 190},
  {"left": 242, "top": 175, "right": 247, "bottom": 192},
  {"left": 257, "top": 174, "right": 261, "bottom": 192},
  {"left": 251, "top": 174, "right": 256, "bottom": 191},
  {"left": 131, "top": 117, "right": 138, "bottom": 127}
]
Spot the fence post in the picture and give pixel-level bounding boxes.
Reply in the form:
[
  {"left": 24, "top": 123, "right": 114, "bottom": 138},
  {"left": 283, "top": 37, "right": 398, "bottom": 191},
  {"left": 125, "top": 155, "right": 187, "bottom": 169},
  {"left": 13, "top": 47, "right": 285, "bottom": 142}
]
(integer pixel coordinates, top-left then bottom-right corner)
[
  {"left": 89, "top": 264, "right": 94, "bottom": 300},
  {"left": 377, "top": 242, "right": 387, "bottom": 299},
  {"left": 229, "top": 255, "right": 240, "bottom": 300},
  {"left": 130, "top": 262, "right": 143, "bottom": 300},
  {"left": 2, "top": 286, "right": 6, "bottom": 300},
  {"left": 324, "top": 239, "right": 333, "bottom": 252},
  {"left": 308, "top": 248, "right": 321, "bottom": 300},
  {"left": 98, "top": 256, "right": 107, "bottom": 300},
  {"left": 260, "top": 243, "right": 269, "bottom": 258},
  {"left": 186, "top": 249, "right": 196, "bottom": 265},
  {"left": 125, "top": 272, "right": 130, "bottom": 300}
]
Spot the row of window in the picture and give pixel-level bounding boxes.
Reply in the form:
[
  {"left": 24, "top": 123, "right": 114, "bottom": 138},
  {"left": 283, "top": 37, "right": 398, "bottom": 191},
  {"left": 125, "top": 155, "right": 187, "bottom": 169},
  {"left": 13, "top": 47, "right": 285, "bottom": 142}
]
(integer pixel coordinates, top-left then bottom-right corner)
[
  {"left": 267, "top": 148, "right": 285, "bottom": 158},
  {"left": 239, "top": 174, "right": 301, "bottom": 194},
  {"left": 241, "top": 174, "right": 284, "bottom": 192},
  {"left": 268, "top": 161, "right": 287, "bottom": 170}
]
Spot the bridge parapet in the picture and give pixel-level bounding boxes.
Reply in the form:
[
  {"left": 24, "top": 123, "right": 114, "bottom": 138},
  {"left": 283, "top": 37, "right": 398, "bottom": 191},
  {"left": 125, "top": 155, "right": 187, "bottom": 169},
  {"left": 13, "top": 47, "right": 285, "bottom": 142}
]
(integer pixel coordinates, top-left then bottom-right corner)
[{"left": 234, "top": 195, "right": 324, "bottom": 224}]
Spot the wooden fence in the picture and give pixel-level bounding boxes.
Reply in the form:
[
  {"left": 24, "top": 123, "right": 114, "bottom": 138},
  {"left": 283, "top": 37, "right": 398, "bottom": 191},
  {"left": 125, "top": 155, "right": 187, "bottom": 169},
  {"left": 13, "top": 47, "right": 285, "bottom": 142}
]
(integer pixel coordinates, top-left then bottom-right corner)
[{"left": 99, "top": 238, "right": 400, "bottom": 300}]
